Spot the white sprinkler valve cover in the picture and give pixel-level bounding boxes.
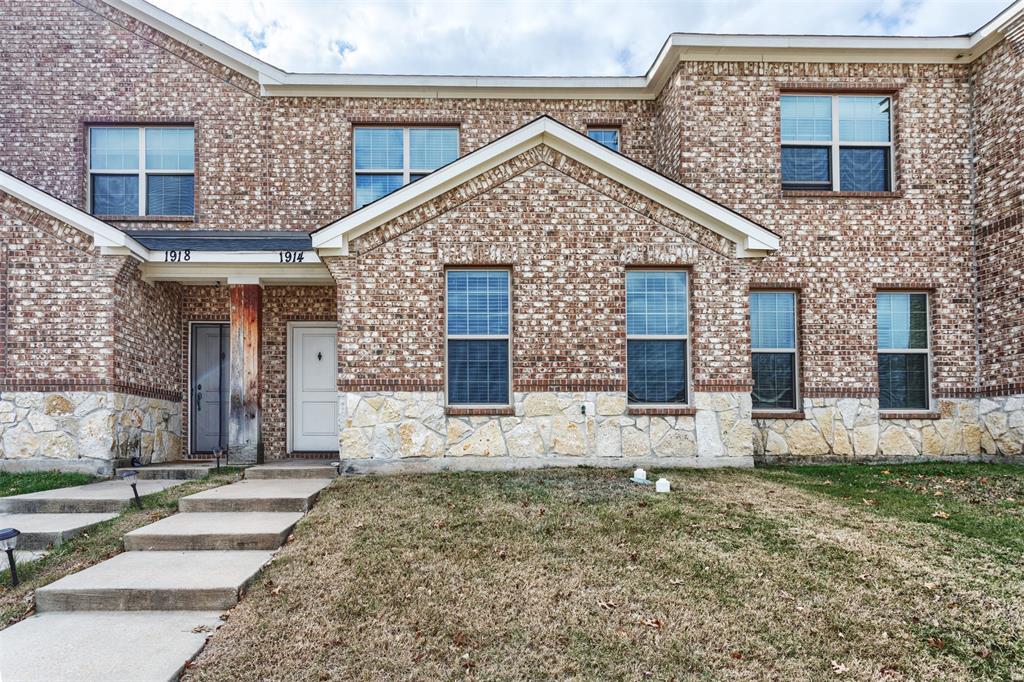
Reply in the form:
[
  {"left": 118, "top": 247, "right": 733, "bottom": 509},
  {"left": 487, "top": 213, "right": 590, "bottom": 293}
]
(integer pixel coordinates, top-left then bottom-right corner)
[{"left": 655, "top": 478, "right": 671, "bottom": 494}]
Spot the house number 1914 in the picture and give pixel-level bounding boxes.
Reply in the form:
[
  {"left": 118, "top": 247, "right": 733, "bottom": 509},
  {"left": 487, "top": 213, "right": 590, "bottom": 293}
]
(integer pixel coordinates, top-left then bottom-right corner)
[{"left": 279, "top": 251, "right": 305, "bottom": 263}]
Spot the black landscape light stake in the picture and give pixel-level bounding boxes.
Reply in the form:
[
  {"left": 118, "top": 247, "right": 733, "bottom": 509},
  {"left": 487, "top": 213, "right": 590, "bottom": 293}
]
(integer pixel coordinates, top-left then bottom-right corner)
[
  {"left": 214, "top": 448, "right": 223, "bottom": 471},
  {"left": 0, "top": 528, "right": 21, "bottom": 587},
  {"left": 331, "top": 461, "right": 341, "bottom": 475},
  {"left": 120, "top": 470, "right": 142, "bottom": 510}
]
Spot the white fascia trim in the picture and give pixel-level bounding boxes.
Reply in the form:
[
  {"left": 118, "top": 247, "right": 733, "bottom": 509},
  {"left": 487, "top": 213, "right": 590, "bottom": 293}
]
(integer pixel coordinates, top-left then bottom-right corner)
[
  {"left": 101, "top": 0, "right": 1021, "bottom": 99},
  {"left": 0, "top": 170, "right": 150, "bottom": 260},
  {"left": 311, "top": 118, "right": 779, "bottom": 258},
  {"left": 104, "top": 0, "right": 287, "bottom": 85}
]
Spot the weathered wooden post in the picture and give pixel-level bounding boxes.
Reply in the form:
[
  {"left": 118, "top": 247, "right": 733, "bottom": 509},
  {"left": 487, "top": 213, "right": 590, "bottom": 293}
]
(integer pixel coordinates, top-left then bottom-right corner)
[{"left": 228, "top": 281, "right": 263, "bottom": 464}]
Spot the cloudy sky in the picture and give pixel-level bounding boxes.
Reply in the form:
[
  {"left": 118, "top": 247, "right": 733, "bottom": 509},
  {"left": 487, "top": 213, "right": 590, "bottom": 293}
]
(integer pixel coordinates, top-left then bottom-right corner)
[{"left": 148, "top": 0, "right": 1011, "bottom": 76}]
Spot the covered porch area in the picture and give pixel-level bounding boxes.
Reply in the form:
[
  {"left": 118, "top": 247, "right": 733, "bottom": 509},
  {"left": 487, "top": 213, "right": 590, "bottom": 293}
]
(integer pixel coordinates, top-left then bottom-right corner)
[{"left": 135, "top": 233, "right": 339, "bottom": 464}]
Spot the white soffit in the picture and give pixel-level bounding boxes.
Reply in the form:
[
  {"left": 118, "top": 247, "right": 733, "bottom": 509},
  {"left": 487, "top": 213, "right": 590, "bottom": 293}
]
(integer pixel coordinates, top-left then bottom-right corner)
[
  {"left": 106, "top": 0, "right": 1022, "bottom": 99},
  {"left": 311, "top": 117, "right": 780, "bottom": 258}
]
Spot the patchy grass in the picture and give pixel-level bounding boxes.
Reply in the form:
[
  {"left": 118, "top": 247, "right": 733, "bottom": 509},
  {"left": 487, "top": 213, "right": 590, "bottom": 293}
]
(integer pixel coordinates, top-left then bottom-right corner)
[
  {"left": 186, "top": 464, "right": 1024, "bottom": 681},
  {"left": 0, "top": 470, "right": 98, "bottom": 497},
  {"left": 761, "top": 462, "right": 1024, "bottom": 557},
  {"left": 0, "top": 467, "right": 244, "bottom": 629}
]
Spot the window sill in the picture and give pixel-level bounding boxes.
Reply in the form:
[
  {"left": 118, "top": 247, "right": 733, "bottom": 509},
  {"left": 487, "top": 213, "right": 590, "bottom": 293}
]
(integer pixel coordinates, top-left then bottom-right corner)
[
  {"left": 752, "top": 410, "right": 805, "bottom": 420},
  {"left": 879, "top": 411, "right": 941, "bottom": 420},
  {"left": 445, "top": 406, "right": 515, "bottom": 417},
  {"left": 627, "top": 406, "right": 696, "bottom": 416},
  {"left": 97, "top": 215, "right": 196, "bottom": 223},
  {"left": 782, "top": 190, "right": 902, "bottom": 199}
]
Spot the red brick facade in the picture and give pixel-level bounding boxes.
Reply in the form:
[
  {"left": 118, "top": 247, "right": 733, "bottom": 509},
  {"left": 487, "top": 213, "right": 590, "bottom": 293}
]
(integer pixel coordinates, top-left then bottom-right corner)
[{"left": 1, "top": 0, "right": 1022, "bottom": 468}]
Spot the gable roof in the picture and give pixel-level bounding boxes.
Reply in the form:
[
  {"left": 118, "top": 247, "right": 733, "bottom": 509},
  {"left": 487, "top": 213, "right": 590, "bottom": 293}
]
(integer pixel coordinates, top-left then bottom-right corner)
[
  {"left": 105, "top": 0, "right": 1023, "bottom": 99},
  {"left": 311, "top": 116, "right": 780, "bottom": 258},
  {"left": 0, "top": 169, "right": 149, "bottom": 259}
]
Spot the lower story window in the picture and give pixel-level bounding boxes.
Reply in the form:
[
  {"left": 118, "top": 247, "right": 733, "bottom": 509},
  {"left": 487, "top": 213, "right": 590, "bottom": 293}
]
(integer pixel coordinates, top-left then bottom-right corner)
[
  {"left": 445, "top": 269, "right": 510, "bottom": 406},
  {"left": 626, "top": 270, "right": 688, "bottom": 404},
  {"left": 877, "top": 292, "right": 930, "bottom": 410},
  {"left": 750, "top": 291, "right": 798, "bottom": 410}
]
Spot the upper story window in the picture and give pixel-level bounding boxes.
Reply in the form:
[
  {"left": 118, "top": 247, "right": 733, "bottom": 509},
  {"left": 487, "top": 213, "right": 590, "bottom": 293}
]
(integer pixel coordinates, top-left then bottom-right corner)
[
  {"left": 354, "top": 127, "right": 458, "bottom": 209},
  {"left": 877, "top": 292, "right": 930, "bottom": 411},
  {"left": 626, "top": 270, "right": 688, "bottom": 405},
  {"left": 780, "top": 95, "right": 893, "bottom": 192},
  {"left": 750, "top": 291, "right": 798, "bottom": 410},
  {"left": 587, "top": 127, "right": 620, "bottom": 152},
  {"left": 88, "top": 126, "right": 195, "bottom": 217},
  {"left": 446, "top": 269, "right": 511, "bottom": 406}
]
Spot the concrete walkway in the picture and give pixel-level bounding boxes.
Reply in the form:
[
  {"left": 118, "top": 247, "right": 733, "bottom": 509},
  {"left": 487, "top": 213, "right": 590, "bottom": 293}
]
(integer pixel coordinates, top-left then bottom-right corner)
[{"left": 0, "top": 463, "right": 335, "bottom": 682}]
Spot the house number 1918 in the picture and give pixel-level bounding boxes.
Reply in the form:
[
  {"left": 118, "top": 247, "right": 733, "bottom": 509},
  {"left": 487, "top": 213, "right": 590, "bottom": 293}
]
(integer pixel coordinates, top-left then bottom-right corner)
[{"left": 164, "top": 250, "right": 191, "bottom": 262}]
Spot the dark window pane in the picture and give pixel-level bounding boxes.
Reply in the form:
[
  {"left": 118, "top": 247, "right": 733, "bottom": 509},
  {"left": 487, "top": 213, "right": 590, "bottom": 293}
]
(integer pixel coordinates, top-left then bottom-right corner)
[
  {"left": 781, "top": 146, "right": 831, "bottom": 189},
  {"left": 879, "top": 353, "right": 928, "bottom": 410},
  {"left": 91, "top": 174, "right": 139, "bottom": 215},
  {"left": 147, "top": 174, "right": 194, "bottom": 216},
  {"left": 447, "top": 339, "right": 509, "bottom": 405},
  {"left": 839, "top": 147, "right": 890, "bottom": 191},
  {"left": 752, "top": 352, "right": 796, "bottom": 410},
  {"left": 627, "top": 340, "right": 687, "bottom": 404}
]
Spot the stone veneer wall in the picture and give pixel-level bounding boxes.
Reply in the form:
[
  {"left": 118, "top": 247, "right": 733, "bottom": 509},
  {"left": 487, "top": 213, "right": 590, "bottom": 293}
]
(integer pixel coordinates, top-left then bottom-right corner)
[
  {"left": 338, "top": 391, "right": 752, "bottom": 470},
  {"left": 0, "top": 391, "right": 181, "bottom": 474},
  {"left": 755, "top": 396, "right": 1024, "bottom": 462}
]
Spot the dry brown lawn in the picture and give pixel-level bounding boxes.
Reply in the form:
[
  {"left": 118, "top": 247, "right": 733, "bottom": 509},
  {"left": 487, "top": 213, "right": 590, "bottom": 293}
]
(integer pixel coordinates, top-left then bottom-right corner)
[{"left": 185, "top": 465, "right": 1024, "bottom": 681}]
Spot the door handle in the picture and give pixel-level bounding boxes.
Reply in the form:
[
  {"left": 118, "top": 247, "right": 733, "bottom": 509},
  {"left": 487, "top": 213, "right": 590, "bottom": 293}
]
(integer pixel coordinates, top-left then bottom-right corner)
[{"left": 196, "top": 384, "right": 203, "bottom": 412}]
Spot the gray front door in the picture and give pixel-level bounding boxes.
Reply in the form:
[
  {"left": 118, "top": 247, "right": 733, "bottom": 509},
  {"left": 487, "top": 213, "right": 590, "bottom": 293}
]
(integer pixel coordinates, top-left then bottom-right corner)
[{"left": 191, "top": 323, "right": 229, "bottom": 454}]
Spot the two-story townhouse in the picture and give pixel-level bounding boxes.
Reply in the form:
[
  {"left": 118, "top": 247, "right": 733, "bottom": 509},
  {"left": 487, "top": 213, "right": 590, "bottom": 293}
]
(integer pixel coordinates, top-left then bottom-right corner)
[{"left": 0, "top": 0, "right": 1021, "bottom": 474}]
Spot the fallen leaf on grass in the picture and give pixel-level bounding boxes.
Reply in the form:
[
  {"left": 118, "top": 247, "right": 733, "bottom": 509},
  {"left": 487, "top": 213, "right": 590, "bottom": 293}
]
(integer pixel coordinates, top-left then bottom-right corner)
[
  {"left": 730, "top": 651, "right": 743, "bottom": 660},
  {"left": 641, "top": 618, "right": 663, "bottom": 629},
  {"left": 931, "top": 511, "right": 950, "bottom": 519},
  {"left": 923, "top": 582, "right": 939, "bottom": 590},
  {"left": 831, "top": 660, "right": 849, "bottom": 674},
  {"left": 928, "top": 637, "right": 945, "bottom": 649},
  {"left": 599, "top": 600, "right": 618, "bottom": 611},
  {"left": 862, "top": 498, "right": 877, "bottom": 506},
  {"left": 669, "top": 579, "right": 685, "bottom": 586}
]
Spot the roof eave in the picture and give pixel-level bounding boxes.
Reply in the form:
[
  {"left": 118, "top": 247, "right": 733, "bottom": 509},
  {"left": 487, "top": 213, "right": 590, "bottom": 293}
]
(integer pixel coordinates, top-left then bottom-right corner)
[{"left": 312, "top": 117, "right": 779, "bottom": 258}]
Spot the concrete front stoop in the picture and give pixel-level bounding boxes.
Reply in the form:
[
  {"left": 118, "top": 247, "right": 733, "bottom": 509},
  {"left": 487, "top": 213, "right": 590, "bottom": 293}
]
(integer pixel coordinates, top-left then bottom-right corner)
[{"left": 0, "top": 467, "right": 334, "bottom": 682}]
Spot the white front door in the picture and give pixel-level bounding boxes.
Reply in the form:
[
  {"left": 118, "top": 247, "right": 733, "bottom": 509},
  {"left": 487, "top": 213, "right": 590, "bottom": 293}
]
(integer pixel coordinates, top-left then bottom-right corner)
[{"left": 289, "top": 323, "right": 339, "bottom": 452}]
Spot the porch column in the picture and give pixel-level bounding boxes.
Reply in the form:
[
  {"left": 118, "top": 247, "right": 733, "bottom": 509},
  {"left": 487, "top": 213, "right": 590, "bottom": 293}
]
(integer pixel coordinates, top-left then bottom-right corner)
[{"left": 228, "top": 280, "right": 263, "bottom": 464}]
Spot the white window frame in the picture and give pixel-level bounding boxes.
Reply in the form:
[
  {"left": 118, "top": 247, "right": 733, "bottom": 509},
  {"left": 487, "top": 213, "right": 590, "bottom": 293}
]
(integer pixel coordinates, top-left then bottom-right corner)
[
  {"left": 877, "top": 290, "right": 932, "bottom": 413},
  {"left": 444, "top": 267, "right": 512, "bottom": 408},
  {"left": 625, "top": 269, "right": 691, "bottom": 407},
  {"left": 87, "top": 125, "right": 195, "bottom": 217},
  {"left": 352, "top": 126, "right": 459, "bottom": 209},
  {"left": 586, "top": 127, "right": 620, "bottom": 152},
  {"left": 750, "top": 290, "right": 800, "bottom": 412},
  {"left": 781, "top": 94, "right": 895, "bottom": 192}
]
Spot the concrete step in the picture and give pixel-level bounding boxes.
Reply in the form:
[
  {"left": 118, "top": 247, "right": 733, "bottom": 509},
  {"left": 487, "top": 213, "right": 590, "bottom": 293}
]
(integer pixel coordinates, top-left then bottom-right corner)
[
  {"left": 35, "top": 550, "right": 274, "bottom": 612},
  {"left": 114, "top": 463, "right": 213, "bottom": 480},
  {"left": 0, "top": 479, "right": 184, "bottom": 514},
  {"left": 124, "top": 512, "right": 303, "bottom": 551},
  {"left": 178, "top": 478, "right": 332, "bottom": 513},
  {"left": 245, "top": 462, "right": 338, "bottom": 480},
  {"left": 0, "top": 611, "right": 223, "bottom": 682},
  {"left": 0, "top": 512, "right": 117, "bottom": 550}
]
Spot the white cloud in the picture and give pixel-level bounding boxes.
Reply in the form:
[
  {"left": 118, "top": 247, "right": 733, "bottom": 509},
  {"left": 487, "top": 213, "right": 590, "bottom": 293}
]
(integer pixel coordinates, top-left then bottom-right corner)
[{"left": 148, "top": 0, "right": 1012, "bottom": 76}]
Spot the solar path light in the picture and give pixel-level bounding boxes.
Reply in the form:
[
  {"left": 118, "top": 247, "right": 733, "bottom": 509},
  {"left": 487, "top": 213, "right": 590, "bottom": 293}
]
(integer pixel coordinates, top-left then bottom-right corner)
[
  {"left": 0, "top": 528, "right": 21, "bottom": 587},
  {"left": 120, "top": 470, "right": 143, "bottom": 510}
]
